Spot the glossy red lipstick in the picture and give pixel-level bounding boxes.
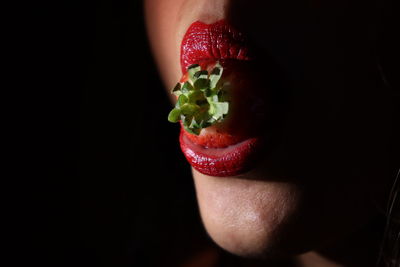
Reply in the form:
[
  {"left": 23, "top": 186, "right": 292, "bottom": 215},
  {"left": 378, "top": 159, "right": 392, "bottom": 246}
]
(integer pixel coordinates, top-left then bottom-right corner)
[
  {"left": 180, "top": 128, "right": 263, "bottom": 177},
  {"left": 179, "top": 20, "right": 264, "bottom": 177},
  {"left": 181, "top": 20, "right": 251, "bottom": 73}
]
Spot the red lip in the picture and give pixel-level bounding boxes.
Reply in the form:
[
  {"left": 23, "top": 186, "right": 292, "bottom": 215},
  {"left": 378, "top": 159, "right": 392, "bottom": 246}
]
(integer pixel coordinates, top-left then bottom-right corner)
[
  {"left": 181, "top": 20, "right": 251, "bottom": 74},
  {"left": 180, "top": 129, "right": 263, "bottom": 177},
  {"left": 179, "top": 20, "right": 264, "bottom": 177}
]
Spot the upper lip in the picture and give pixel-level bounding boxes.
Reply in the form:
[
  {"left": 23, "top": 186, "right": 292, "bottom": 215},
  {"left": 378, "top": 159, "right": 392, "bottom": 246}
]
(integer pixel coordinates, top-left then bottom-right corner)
[{"left": 180, "top": 20, "right": 251, "bottom": 73}]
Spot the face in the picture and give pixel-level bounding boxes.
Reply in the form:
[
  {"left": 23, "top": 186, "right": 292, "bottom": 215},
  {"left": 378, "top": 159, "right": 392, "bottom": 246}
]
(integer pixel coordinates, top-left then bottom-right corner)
[{"left": 145, "top": 0, "right": 397, "bottom": 259}]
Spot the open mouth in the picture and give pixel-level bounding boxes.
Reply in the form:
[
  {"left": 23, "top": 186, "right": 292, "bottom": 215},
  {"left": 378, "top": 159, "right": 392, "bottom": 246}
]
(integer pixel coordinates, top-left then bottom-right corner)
[{"left": 177, "top": 20, "right": 267, "bottom": 177}]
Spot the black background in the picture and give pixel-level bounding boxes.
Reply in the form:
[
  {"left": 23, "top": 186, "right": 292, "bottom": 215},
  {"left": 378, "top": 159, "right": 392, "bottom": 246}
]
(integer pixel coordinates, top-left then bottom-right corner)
[
  {"left": 78, "top": 1, "right": 207, "bottom": 266},
  {"left": 16, "top": 1, "right": 214, "bottom": 266},
  {"left": 12, "top": 0, "right": 398, "bottom": 266}
]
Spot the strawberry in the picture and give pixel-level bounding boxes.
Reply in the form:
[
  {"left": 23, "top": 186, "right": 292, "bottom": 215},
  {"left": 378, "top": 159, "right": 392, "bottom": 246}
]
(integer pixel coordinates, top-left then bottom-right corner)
[{"left": 168, "top": 61, "right": 265, "bottom": 148}]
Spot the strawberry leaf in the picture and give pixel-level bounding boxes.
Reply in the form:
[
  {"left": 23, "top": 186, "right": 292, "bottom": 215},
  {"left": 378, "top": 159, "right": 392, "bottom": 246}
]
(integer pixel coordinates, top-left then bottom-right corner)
[
  {"left": 188, "top": 64, "right": 201, "bottom": 83},
  {"left": 168, "top": 62, "right": 229, "bottom": 135},
  {"left": 194, "top": 78, "right": 210, "bottom": 90},
  {"left": 181, "top": 82, "right": 194, "bottom": 93},
  {"left": 168, "top": 108, "right": 181, "bottom": 123},
  {"left": 210, "top": 63, "right": 223, "bottom": 88}
]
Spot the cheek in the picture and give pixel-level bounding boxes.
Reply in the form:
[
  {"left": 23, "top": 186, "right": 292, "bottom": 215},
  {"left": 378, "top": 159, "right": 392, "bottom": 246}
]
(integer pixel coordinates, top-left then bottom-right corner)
[
  {"left": 193, "top": 170, "right": 303, "bottom": 258},
  {"left": 145, "top": 0, "right": 183, "bottom": 90}
]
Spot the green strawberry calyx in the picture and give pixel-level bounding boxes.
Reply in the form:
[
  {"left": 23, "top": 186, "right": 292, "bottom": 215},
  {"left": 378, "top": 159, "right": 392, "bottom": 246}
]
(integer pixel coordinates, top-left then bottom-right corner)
[{"left": 167, "top": 62, "right": 229, "bottom": 135}]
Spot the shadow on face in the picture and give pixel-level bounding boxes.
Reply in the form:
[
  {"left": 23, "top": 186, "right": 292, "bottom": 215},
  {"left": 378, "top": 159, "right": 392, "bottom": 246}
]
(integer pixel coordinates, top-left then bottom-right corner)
[{"left": 145, "top": 0, "right": 398, "bottom": 260}]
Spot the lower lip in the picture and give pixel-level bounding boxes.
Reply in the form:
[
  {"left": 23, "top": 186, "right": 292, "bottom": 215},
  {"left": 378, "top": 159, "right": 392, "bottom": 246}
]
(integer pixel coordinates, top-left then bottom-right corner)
[{"left": 179, "top": 129, "right": 264, "bottom": 177}]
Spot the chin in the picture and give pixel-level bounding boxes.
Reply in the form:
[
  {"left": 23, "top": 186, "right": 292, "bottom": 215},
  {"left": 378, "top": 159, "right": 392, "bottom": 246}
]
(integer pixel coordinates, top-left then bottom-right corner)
[{"left": 192, "top": 168, "right": 311, "bottom": 259}]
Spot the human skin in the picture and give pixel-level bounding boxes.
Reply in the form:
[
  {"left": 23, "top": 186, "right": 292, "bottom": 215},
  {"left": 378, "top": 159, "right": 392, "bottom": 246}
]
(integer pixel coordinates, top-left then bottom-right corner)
[{"left": 145, "top": 0, "right": 397, "bottom": 265}]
